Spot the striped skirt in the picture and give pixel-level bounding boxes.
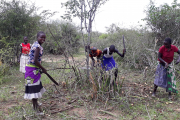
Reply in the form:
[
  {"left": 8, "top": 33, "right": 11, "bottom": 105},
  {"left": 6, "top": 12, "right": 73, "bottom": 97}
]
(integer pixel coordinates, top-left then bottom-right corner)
[{"left": 24, "top": 64, "right": 46, "bottom": 99}]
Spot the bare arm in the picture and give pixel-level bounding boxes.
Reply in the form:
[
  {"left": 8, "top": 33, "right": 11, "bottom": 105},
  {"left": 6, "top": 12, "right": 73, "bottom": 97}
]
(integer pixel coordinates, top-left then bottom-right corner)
[
  {"left": 158, "top": 52, "right": 168, "bottom": 67},
  {"left": 97, "top": 51, "right": 102, "bottom": 60},
  {"left": 114, "top": 49, "right": 125, "bottom": 57},
  {"left": 158, "top": 52, "right": 166, "bottom": 63},
  {"left": 102, "top": 48, "right": 107, "bottom": 55},
  {"left": 34, "top": 47, "right": 47, "bottom": 74},
  {"left": 91, "top": 56, "right": 95, "bottom": 61},
  {"left": 90, "top": 56, "right": 95, "bottom": 66}
]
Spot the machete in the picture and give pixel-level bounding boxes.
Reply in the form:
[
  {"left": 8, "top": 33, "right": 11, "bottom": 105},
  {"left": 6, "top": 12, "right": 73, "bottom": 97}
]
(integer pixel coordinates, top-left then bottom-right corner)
[
  {"left": 46, "top": 67, "right": 72, "bottom": 71},
  {"left": 123, "top": 35, "right": 126, "bottom": 49},
  {"left": 45, "top": 72, "right": 59, "bottom": 85},
  {"left": 40, "top": 70, "right": 59, "bottom": 86},
  {"left": 123, "top": 35, "right": 126, "bottom": 53}
]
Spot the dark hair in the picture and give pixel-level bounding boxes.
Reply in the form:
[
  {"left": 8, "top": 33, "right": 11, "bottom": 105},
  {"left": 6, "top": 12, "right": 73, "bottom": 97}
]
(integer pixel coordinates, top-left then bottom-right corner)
[
  {"left": 37, "top": 31, "right": 45, "bottom": 38},
  {"left": 109, "top": 45, "right": 115, "bottom": 51},
  {"left": 164, "top": 38, "right": 172, "bottom": 44}
]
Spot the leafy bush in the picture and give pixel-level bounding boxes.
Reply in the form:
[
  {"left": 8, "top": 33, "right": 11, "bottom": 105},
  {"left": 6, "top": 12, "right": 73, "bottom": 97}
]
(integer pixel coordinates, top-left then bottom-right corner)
[
  {"left": 99, "top": 33, "right": 108, "bottom": 39},
  {"left": 91, "top": 25, "right": 156, "bottom": 70},
  {"left": 43, "top": 20, "right": 81, "bottom": 55},
  {"left": 0, "top": 0, "right": 47, "bottom": 63},
  {"left": 143, "top": 0, "right": 180, "bottom": 43}
]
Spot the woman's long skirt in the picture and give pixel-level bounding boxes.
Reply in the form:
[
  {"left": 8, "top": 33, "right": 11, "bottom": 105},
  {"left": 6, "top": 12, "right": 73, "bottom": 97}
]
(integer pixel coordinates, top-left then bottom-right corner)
[
  {"left": 20, "top": 55, "right": 29, "bottom": 73},
  {"left": 154, "top": 63, "right": 177, "bottom": 93},
  {"left": 24, "top": 64, "right": 46, "bottom": 99}
]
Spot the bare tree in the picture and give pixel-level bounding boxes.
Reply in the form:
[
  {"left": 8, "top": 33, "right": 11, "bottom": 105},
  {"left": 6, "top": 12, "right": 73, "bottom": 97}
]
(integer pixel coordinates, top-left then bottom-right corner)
[{"left": 62, "top": 0, "right": 109, "bottom": 80}]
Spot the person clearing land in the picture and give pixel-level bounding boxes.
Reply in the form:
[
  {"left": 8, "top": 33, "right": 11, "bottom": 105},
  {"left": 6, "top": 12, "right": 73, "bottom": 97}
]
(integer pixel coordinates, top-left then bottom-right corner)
[
  {"left": 85, "top": 46, "right": 102, "bottom": 67},
  {"left": 101, "top": 45, "right": 126, "bottom": 86},
  {"left": 152, "top": 38, "right": 180, "bottom": 100}
]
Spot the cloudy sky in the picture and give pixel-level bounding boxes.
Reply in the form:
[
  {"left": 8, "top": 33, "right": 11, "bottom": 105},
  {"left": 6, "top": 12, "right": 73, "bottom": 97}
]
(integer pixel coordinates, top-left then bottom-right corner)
[{"left": 27, "top": 0, "right": 179, "bottom": 33}]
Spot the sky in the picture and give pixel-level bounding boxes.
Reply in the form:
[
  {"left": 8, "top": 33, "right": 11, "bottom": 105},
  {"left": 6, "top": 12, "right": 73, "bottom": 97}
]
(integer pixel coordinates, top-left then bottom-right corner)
[{"left": 26, "top": 0, "right": 179, "bottom": 33}]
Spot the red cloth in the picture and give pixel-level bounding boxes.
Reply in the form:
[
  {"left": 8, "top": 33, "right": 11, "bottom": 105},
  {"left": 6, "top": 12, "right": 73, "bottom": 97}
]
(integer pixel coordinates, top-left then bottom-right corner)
[
  {"left": 158, "top": 45, "right": 178, "bottom": 63},
  {"left": 22, "top": 43, "right": 30, "bottom": 54},
  {"left": 89, "top": 49, "right": 102, "bottom": 58}
]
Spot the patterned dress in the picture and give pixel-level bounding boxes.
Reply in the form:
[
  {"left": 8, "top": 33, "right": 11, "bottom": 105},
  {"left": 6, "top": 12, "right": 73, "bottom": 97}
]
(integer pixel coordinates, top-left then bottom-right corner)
[
  {"left": 154, "top": 45, "right": 178, "bottom": 93},
  {"left": 24, "top": 41, "right": 46, "bottom": 99},
  {"left": 154, "top": 63, "right": 177, "bottom": 93}
]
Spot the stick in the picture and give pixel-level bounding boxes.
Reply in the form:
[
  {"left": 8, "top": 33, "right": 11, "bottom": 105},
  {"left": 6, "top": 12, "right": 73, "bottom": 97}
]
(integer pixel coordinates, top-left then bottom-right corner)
[
  {"left": 96, "top": 117, "right": 103, "bottom": 120},
  {"left": 98, "top": 110, "right": 117, "bottom": 118},
  {"left": 123, "top": 35, "right": 126, "bottom": 49},
  {"left": 45, "top": 72, "right": 59, "bottom": 86},
  {"left": 59, "top": 106, "right": 74, "bottom": 112},
  {"left": 54, "top": 84, "right": 61, "bottom": 95},
  {"left": 47, "top": 67, "right": 72, "bottom": 71},
  {"left": 145, "top": 104, "right": 151, "bottom": 120}
]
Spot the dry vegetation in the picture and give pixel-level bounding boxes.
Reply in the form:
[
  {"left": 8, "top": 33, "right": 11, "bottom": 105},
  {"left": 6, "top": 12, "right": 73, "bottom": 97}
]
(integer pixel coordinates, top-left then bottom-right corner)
[
  {"left": 1, "top": 0, "right": 180, "bottom": 119},
  {"left": 1, "top": 49, "right": 180, "bottom": 120}
]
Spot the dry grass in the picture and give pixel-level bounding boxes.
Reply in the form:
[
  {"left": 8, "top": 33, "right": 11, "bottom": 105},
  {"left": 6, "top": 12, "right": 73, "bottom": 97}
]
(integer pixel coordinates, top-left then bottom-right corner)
[{"left": 1, "top": 54, "right": 180, "bottom": 120}]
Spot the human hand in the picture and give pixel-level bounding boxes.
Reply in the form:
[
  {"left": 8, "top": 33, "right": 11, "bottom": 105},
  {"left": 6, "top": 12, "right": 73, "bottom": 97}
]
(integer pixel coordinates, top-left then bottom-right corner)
[
  {"left": 165, "top": 62, "right": 169, "bottom": 68},
  {"left": 97, "top": 59, "right": 100, "bottom": 63},
  {"left": 42, "top": 68, "right": 47, "bottom": 74},
  {"left": 123, "top": 49, "right": 126, "bottom": 54}
]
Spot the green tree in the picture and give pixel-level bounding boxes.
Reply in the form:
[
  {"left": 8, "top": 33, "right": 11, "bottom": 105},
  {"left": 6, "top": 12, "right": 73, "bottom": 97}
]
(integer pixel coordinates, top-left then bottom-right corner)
[
  {"left": 45, "top": 20, "right": 81, "bottom": 55},
  {"left": 0, "top": 0, "right": 47, "bottom": 63},
  {"left": 144, "top": 0, "right": 180, "bottom": 43},
  {"left": 0, "top": 0, "right": 41, "bottom": 41}
]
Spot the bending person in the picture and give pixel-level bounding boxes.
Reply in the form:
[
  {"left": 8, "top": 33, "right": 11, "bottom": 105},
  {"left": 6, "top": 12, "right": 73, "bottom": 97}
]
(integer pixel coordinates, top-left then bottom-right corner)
[
  {"left": 102, "top": 45, "right": 126, "bottom": 84},
  {"left": 153, "top": 38, "right": 180, "bottom": 100},
  {"left": 85, "top": 46, "right": 102, "bottom": 67}
]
